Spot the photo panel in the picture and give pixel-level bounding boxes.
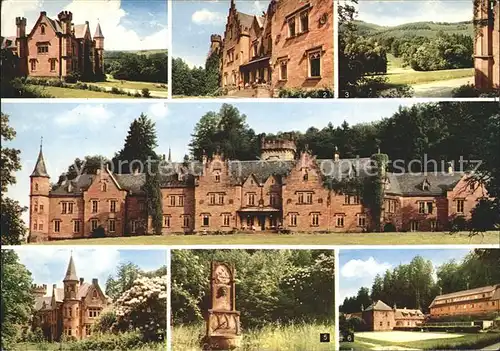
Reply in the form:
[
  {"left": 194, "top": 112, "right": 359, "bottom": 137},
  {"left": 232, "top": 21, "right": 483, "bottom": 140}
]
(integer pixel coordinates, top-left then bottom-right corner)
[
  {"left": 171, "top": 0, "right": 334, "bottom": 98},
  {"left": 1, "top": 0, "right": 168, "bottom": 99},
  {"left": 0, "top": 247, "right": 168, "bottom": 350},
  {"left": 339, "top": 248, "right": 500, "bottom": 350},
  {"left": 338, "top": 0, "right": 500, "bottom": 98},
  {"left": 171, "top": 249, "right": 336, "bottom": 351}
]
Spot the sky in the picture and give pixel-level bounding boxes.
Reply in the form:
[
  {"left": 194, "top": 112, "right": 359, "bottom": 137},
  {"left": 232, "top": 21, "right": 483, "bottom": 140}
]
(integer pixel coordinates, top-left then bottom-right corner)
[
  {"left": 339, "top": 249, "right": 471, "bottom": 302},
  {"left": 1, "top": 0, "right": 168, "bottom": 50},
  {"left": 355, "top": 0, "right": 473, "bottom": 27},
  {"left": 172, "top": 0, "right": 266, "bottom": 68},
  {"left": 2, "top": 100, "right": 414, "bottom": 224},
  {"left": 9, "top": 248, "right": 167, "bottom": 297}
]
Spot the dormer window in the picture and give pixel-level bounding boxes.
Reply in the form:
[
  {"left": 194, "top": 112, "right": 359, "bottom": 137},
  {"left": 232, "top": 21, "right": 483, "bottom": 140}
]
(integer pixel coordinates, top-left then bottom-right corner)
[
  {"left": 215, "top": 173, "right": 221, "bottom": 182},
  {"left": 303, "top": 171, "right": 308, "bottom": 181},
  {"left": 422, "top": 179, "right": 431, "bottom": 191}
]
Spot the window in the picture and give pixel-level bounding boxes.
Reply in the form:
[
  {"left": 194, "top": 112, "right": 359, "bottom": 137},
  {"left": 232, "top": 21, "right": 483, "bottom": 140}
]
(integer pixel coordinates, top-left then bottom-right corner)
[
  {"left": 311, "top": 213, "right": 319, "bottom": 226},
  {"left": 253, "top": 42, "right": 258, "bottom": 57},
  {"left": 300, "top": 11, "right": 309, "bottom": 32},
  {"left": 88, "top": 308, "right": 100, "bottom": 318},
  {"left": 183, "top": 215, "right": 190, "bottom": 228},
  {"left": 218, "top": 194, "right": 225, "bottom": 205},
  {"left": 267, "top": 36, "right": 272, "bottom": 53},
  {"left": 290, "top": 213, "right": 297, "bottom": 226},
  {"left": 379, "top": 322, "right": 383, "bottom": 327},
  {"left": 279, "top": 60, "right": 288, "bottom": 80},
  {"left": 178, "top": 196, "right": 184, "bottom": 207},
  {"left": 345, "top": 195, "right": 360, "bottom": 205},
  {"left": 85, "top": 325, "right": 91, "bottom": 336},
  {"left": 308, "top": 51, "right": 321, "bottom": 78},
  {"left": 92, "top": 200, "right": 98, "bottom": 213},
  {"left": 270, "top": 193, "right": 278, "bottom": 206},
  {"left": 306, "top": 193, "right": 312, "bottom": 204},
  {"left": 139, "top": 202, "right": 145, "bottom": 211},
  {"left": 469, "top": 182, "right": 475, "bottom": 191},
  {"left": 418, "top": 201, "right": 433, "bottom": 214},
  {"left": 298, "top": 192, "right": 312, "bottom": 204},
  {"left": 357, "top": 214, "right": 366, "bottom": 227},
  {"left": 66, "top": 328, "right": 72, "bottom": 336},
  {"left": 91, "top": 219, "right": 98, "bottom": 231},
  {"left": 30, "top": 59, "right": 36, "bottom": 71},
  {"left": 50, "top": 59, "right": 56, "bottom": 72},
  {"left": 131, "top": 220, "right": 137, "bottom": 233},
  {"left": 303, "top": 171, "right": 309, "bottom": 181},
  {"left": 37, "top": 45, "right": 48, "bottom": 54},
  {"left": 33, "top": 220, "right": 37, "bottom": 230},
  {"left": 210, "top": 193, "right": 216, "bottom": 205},
  {"left": 109, "top": 219, "right": 116, "bottom": 233},
  {"left": 38, "top": 221, "right": 43, "bottom": 230},
  {"left": 170, "top": 196, "right": 176, "bottom": 206},
  {"left": 101, "top": 182, "right": 107, "bottom": 192},
  {"left": 41, "top": 25, "right": 45, "bottom": 35},
  {"left": 456, "top": 199, "right": 465, "bottom": 213},
  {"left": 73, "top": 220, "right": 80, "bottom": 233},
  {"left": 163, "top": 215, "right": 171, "bottom": 228},
  {"left": 68, "top": 203, "right": 73, "bottom": 214},
  {"left": 287, "top": 18, "right": 296, "bottom": 37},
  {"left": 62, "top": 202, "right": 67, "bottom": 214},
  {"left": 387, "top": 322, "right": 390, "bottom": 327},
  {"left": 215, "top": 174, "right": 221, "bottom": 182},
  {"left": 248, "top": 193, "right": 255, "bottom": 206},
  {"left": 336, "top": 216, "right": 345, "bottom": 227},
  {"left": 110, "top": 200, "right": 117, "bottom": 213},
  {"left": 34, "top": 202, "right": 38, "bottom": 212},
  {"left": 410, "top": 220, "right": 419, "bottom": 232},
  {"left": 68, "top": 307, "right": 72, "bottom": 317},
  {"left": 223, "top": 214, "right": 230, "bottom": 227},
  {"left": 202, "top": 214, "right": 210, "bottom": 227},
  {"left": 54, "top": 220, "right": 61, "bottom": 233}
]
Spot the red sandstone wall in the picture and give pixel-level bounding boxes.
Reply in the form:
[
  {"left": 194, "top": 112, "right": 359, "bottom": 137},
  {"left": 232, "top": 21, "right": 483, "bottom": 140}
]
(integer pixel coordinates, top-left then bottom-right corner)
[
  {"left": 447, "top": 176, "right": 489, "bottom": 221},
  {"left": 431, "top": 299, "right": 500, "bottom": 317},
  {"left": 161, "top": 187, "right": 195, "bottom": 233},
  {"left": 27, "top": 16, "right": 62, "bottom": 77},
  {"left": 372, "top": 310, "right": 395, "bottom": 331}
]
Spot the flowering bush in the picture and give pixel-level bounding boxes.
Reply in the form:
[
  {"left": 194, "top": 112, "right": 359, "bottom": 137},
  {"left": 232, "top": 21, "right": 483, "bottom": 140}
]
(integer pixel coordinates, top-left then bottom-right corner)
[{"left": 114, "top": 275, "right": 167, "bottom": 342}]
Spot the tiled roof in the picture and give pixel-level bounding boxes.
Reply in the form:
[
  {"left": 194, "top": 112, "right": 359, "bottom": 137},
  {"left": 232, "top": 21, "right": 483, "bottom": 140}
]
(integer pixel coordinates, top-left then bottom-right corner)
[
  {"left": 94, "top": 23, "right": 104, "bottom": 38},
  {"left": 46, "top": 17, "right": 63, "bottom": 34},
  {"left": 74, "top": 23, "right": 88, "bottom": 38},
  {"left": 54, "top": 288, "right": 64, "bottom": 302},
  {"left": 1, "top": 36, "right": 16, "bottom": 49},
  {"left": 430, "top": 284, "right": 500, "bottom": 307},
  {"left": 31, "top": 148, "right": 50, "bottom": 178},
  {"left": 34, "top": 296, "right": 52, "bottom": 311},
  {"left": 64, "top": 256, "right": 78, "bottom": 281},
  {"left": 77, "top": 283, "right": 91, "bottom": 299},
  {"left": 387, "top": 172, "right": 463, "bottom": 196},
  {"left": 365, "top": 300, "right": 392, "bottom": 311},
  {"left": 237, "top": 11, "right": 255, "bottom": 29},
  {"left": 395, "top": 308, "right": 424, "bottom": 319}
]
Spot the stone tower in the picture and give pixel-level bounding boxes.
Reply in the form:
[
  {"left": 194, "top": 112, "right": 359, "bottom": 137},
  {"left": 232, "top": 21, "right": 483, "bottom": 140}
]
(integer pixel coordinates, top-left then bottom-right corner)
[
  {"left": 32, "top": 284, "right": 47, "bottom": 298},
  {"left": 209, "top": 34, "right": 222, "bottom": 56},
  {"left": 63, "top": 254, "right": 81, "bottom": 338},
  {"left": 94, "top": 23, "right": 104, "bottom": 76},
  {"left": 474, "top": 0, "right": 500, "bottom": 89},
  {"left": 30, "top": 141, "right": 50, "bottom": 242},
  {"left": 260, "top": 136, "right": 297, "bottom": 161},
  {"left": 15, "top": 16, "right": 28, "bottom": 76},
  {"left": 58, "top": 11, "right": 73, "bottom": 77}
]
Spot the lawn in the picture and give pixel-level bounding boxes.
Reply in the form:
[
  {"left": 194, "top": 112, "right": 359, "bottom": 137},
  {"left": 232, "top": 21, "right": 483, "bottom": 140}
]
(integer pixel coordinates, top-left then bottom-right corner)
[
  {"left": 353, "top": 331, "right": 500, "bottom": 350},
  {"left": 13, "top": 342, "right": 164, "bottom": 351},
  {"left": 94, "top": 76, "right": 168, "bottom": 91},
  {"left": 27, "top": 85, "right": 134, "bottom": 98},
  {"left": 32, "top": 231, "right": 500, "bottom": 245},
  {"left": 173, "top": 323, "right": 335, "bottom": 351}
]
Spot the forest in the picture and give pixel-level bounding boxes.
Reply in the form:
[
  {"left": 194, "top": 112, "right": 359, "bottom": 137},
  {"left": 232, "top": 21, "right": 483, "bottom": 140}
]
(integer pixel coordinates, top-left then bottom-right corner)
[
  {"left": 0, "top": 250, "right": 167, "bottom": 350},
  {"left": 340, "top": 249, "right": 500, "bottom": 315},
  {"left": 104, "top": 51, "right": 168, "bottom": 83},
  {"left": 172, "top": 250, "right": 335, "bottom": 350},
  {"left": 172, "top": 51, "right": 221, "bottom": 96}
]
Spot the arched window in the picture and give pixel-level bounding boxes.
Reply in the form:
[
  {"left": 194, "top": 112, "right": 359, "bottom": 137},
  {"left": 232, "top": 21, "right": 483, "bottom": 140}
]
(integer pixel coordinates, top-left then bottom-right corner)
[
  {"left": 41, "top": 25, "right": 45, "bottom": 35},
  {"left": 101, "top": 182, "right": 107, "bottom": 192},
  {"left": 35, "top": 183, "right": 39, "bottom": 191}
]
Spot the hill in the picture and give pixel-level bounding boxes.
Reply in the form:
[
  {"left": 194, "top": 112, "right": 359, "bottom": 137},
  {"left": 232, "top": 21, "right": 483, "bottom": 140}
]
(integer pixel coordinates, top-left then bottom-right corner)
[
  {"left": 354, "top": 20, "right": 473, "bottom": 39},
  {"left": 104, "top": 49, "right": 168, "bottom": 58}
]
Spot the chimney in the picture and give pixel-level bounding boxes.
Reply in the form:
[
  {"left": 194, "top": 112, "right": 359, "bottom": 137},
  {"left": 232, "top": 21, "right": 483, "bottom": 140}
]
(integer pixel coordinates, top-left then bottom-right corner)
[
  {"left": 41, "top": 11, "right": 47, "bottom": 16},
  {"left": 79, "top": 277, "right": 84, "bottom": 285},
  {"left": 53, "top": 284, "right": 56, "bottom": 290},
  {"left": 334, "top": 146, "right": 340, "bottom": 162},
  {"left": 92, "top": 278, "right": 98, "bottom": 285}
]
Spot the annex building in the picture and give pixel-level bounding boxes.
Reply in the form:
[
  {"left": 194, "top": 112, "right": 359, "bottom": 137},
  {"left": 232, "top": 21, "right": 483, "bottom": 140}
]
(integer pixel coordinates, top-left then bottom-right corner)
[
  {"left": 209, "top": 0, "right": 334, "bottom": 97},
  {"left": 361, "top": 300, "right": 425, "bottom": 331},
  {"left": 29, "top": 137, "right": 488, "bottom": 241},
  {"left": 1, "top": 10, "right": 104, "bottom": 80},
  {"left": 32, "top": 255, "right": 108, "bottom": 341}
]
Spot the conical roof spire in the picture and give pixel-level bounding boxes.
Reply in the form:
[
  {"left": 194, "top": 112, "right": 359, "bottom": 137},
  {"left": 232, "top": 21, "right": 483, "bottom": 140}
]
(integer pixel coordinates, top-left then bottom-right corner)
[
  {"left": 168, "top": 147, "right": 172, "bottom": 162},
  {"left": 30, "top": 137, "right": 49, "bottom": 178},
  {"left": 94, "top": 22, "right": 104, "bottom": 38},
  {"left": 63, "top": 253, "right": 78, "bottom": 282}
]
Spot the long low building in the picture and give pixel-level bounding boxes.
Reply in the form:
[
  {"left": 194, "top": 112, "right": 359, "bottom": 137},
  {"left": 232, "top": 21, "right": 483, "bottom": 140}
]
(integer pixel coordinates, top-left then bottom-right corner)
[{"left": 429, "top": 284, "right": 500, "bottom": 318}]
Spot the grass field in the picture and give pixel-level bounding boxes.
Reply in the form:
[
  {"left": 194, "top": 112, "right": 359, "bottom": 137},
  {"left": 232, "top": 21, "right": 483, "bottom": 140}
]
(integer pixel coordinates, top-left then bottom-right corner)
[
  {"left": 173, "top": 323, "right": 335, "bottom": 351},
  {"left": 93, "top": 75, "right": 168, "bottom": 91},
  {"left": 32, "top": 231, "right": 500, "bottom": 245},
  {"left": 27, "top": 85, "right": 134, "bottom": 98},
  {"left": 13, "top": 342, "right": 164, "bottom": 351},
  {"left": 352, "top": 331, "right": 500, "bottom": 350}
]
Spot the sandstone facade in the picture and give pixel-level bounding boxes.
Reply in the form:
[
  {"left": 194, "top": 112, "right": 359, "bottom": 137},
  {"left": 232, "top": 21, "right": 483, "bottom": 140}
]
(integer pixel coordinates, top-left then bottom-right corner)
[
  {"left": 361, "top": 300, "right": 424, "bottom": 331},
  {"left": 2, "top": 10, "right": 104, "bottom": 79}
]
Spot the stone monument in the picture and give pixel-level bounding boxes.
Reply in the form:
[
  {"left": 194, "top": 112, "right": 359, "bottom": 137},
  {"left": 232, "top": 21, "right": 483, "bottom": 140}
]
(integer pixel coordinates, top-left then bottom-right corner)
[{"left": 202, "top": 261, "right": 242, "bottom": 350}]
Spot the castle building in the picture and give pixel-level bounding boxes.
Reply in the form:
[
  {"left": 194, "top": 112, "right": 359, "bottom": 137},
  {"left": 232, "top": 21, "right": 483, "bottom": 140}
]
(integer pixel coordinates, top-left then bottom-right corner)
[
  {"left": 360, "top": 301, "right": 425, "bottom": 331},
  {"left": 474, "top": 0, "right": 500, "bottom": 90},
  {"left": 1, "top": 11, "right": 104, "bottom": 79},
  {"left": 32, "top": 255, "right": 108, "bottom": 341},
  {"left": 29, "top": 137, "right": 488, "bottom": 241},
  {"left": 429, "top": 284, "right": 500, "bottom": 318},
  {"left": 209, "top": 0, "right": 334, "bottom": 97}
]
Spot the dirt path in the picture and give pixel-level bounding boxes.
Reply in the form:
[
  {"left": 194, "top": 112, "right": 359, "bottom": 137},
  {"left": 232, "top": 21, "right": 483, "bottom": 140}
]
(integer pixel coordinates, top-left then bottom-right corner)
[
  {"left": 412, "top": 77, "right": 474, "bottom": 97},
  {"left": 357, "top": 339, "right": 420, "bottom": 350},
  {"left": 481, "top": 341, "right": 500, "bottom": 350},
  {"left": 100, "top": 86, "right": 168, "bottom": 98}
]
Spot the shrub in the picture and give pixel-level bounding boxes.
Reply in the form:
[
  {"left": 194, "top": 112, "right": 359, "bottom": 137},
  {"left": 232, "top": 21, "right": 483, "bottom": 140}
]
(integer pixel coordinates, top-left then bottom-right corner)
[
  {"left": 93, "top": 309, "right": 117, "bottom": 333},
  {"left": 278, "top": 87, "right": 334, "bottom": 98},
  {"left": 66, "top": 331, "right": 146, "bottom": 351},
  {"left": 64, "top": 72, "right": 81, "bottom": 83},
  {"left": 452, "top": 84, "right": 480, "bottom": 97},
  {"left": 92, "top": 225, "right": 106, "bottom": 238},
  {"left": 134, "top": 92, "right": 142, "bottom": 97},
  {"left": 111, "top": 87, "right": 120, "bottom": 94},
  {"left": 141, "top": 88, "right": 151, "bottom": 98}
]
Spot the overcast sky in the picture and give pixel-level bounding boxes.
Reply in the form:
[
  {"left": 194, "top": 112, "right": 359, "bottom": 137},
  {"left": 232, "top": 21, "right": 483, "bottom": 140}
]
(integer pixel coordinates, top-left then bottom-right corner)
[
  {"left": 2, "top": 0, "right": 167, "bottom": 50},
  {"left": 339, "top": 249, "right": 471, "bottom": 302},
  {"left": 9, "top": 248, "right": 167, "bottom": 297}
]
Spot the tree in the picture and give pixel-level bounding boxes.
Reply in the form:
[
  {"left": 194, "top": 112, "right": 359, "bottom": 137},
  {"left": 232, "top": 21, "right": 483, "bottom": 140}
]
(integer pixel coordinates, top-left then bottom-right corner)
[
  {"left": 1, "top": 250, "right": 34, "bottom": 350},
  {"left": 1, "top": 113, "right": 27, "bottom": 244},
  {"left": 56, "top": 155, "right": 109, "bottom": 185},
  {"left": 105, "top": 262, "right": 143, "bottom": 301}
]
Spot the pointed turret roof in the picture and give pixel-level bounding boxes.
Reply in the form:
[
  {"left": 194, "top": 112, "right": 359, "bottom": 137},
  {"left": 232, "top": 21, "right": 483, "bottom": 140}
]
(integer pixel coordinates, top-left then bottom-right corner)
[
  {"left": 63, "top": 254, "right": 78, "bottom": 282},
  {"left": 94, "top": 23, "right": 104, "bottom": 38},
  {"left": 30, "top": 141, "right": 49, "bottom": 178}
]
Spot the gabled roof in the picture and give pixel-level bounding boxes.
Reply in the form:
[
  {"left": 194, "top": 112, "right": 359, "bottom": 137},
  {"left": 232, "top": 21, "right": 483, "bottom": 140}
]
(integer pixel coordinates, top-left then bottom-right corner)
[
  {"left": 236, "top": 11, "right": 255, "bottom": 29},
  {"left": 1, "top": 36, "right": 17, "bottom": 49},
  {"left": 77, "top": 282, "right": 92, "bottom": 299},
  {"left": 365, "top": 300, "right": 393, "bottom": 311},
  {"left": 385, "top": 172, "right": 464, "bottom": 196},
  {"left": 429, "top": 284, "right": 500, "bottom": 307},
  {"left": 395, "top": 308, "right": 424, "bottom": 319},
  {"left": 34, "top": 296, "right": 52, "bottom": 311},
  {"left": 74, "top": 23, "right": 88, "bottom": 39}
]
